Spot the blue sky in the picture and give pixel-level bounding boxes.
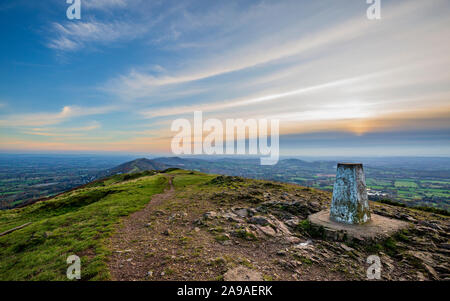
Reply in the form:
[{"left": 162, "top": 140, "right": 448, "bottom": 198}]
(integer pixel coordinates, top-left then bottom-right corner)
[{"left": 0, "top": 0, "right": 449, "bottom": 156}]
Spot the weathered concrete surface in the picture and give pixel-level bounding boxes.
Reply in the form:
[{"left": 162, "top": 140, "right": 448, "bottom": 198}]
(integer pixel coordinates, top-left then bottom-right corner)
[
  {"left": 330, "top": 163, "right": 371, "bottom": 224},
  {"left": 309, "top": 210, "right": 410, "bottom": 242}
]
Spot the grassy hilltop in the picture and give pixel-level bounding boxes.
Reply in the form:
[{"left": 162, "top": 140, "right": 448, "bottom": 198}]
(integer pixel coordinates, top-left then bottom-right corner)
[
  {"left": 0, "top": 169, "right": 449, "bottom": 281},
  {"left": 0, "top": 171, "right": 166, "bottom": 280}
]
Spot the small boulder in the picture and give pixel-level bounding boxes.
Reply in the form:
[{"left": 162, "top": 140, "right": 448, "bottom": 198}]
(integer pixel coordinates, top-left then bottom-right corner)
[
  {"left": 258, "top": 225, "right": 276, "bottom": 237},
  {"left": 270, "top": 219, "right": 292, "bottom": 236},
  {"left": 222, "top": 212, "right": 242, "bottom": 223},
  {"left": 234, "top": 208, "right": 249, "bottom": 218}
]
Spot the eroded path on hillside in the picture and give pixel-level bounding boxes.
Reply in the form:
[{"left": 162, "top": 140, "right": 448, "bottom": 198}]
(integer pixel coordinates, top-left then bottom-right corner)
[{"left": 108, "top": 176, "right": 175, "bottom": 280}]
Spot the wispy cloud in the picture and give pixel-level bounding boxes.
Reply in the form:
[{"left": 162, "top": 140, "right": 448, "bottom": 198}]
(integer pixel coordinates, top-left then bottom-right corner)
[
  {"left": 22, "top": 121, "right": 101, "bottom": 137},
  {"left": 0, "top": 106, "right": 115, "bottom": 127},
  {"left": 104, "top": 0, "right": 449, "bottom": 102},
  {"left": 47, "top": 20, "right": 147, "bottom": 51},
  {"left": 46, "top": 0, "right": 186, "bottom": 52},
  {"left": 140, "top": 73, "right": 385, "bottom": 118}
]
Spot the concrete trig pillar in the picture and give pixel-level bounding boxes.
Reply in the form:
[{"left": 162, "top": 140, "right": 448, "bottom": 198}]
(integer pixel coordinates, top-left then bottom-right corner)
[{"left": 330, "top": 163, "right": 371, "bottom": 224}]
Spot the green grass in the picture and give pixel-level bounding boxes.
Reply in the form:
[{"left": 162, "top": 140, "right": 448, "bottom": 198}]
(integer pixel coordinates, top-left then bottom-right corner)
[
  {"left": 296, "top": 219, "right": 325, "bottom": 238},
  {"left": 234, "top": 228, "right": 257, "bottom": 241},
  {"left": 214, "top": 234, "right": 230, "bottom": 242},
  {"left": 377, "top": 199, "right": 406, "bottom": 207},
  {"left": 375, "top": 198, "right": 449, "bottom": 216},
  {"left": 421, "top": 180, "right": 449, "bottom": 184},
  {"left": 172, "top": 172, "right": 216, "bottom": 189},
  {"left": 366, "top": 179, "right": 392, "bottom": 186},
  {"left": 394, "top": 181, "right": 418, "bottom": 188},
  {"left": 0, "top": 173, "right": 167, "bottom": 280}
]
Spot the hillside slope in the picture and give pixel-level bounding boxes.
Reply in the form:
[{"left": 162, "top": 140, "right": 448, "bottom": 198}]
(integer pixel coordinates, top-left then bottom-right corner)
[
  {"left": 0, "top": 170, "right": 448, "bottom": 281},
  {"left": 106, "top": 158, "right": 168, "bottom": 175}
]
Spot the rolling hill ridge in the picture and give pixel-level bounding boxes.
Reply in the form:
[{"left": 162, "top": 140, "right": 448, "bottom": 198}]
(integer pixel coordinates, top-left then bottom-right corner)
[{"left": 105, "top": 158, "right": 169, "bottom": 175}]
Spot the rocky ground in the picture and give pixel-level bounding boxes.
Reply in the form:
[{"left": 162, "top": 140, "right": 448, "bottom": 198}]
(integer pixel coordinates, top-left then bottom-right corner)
[{"left": 108, "top": 172, "right": 450, "bottom": 281}]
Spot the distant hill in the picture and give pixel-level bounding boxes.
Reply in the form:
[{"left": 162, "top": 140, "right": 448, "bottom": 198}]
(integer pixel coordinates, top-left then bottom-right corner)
[
  {"left": 106, "top": 158, "right": 168, "bottom": 175},
  {"left": 152, "top": 156, "right": 191, "bottom": 166},
  {"left": 104, "top": 157, "right": 205, "bottom": 177}
]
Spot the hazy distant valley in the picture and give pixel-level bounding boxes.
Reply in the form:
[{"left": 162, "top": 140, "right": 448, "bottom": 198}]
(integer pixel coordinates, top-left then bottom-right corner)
[{"left": 0, "top": 155, "right": 448, "bottom": 212}]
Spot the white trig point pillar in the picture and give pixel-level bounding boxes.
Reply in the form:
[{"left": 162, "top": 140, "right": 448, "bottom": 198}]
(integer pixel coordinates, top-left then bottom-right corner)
[{"left": 330, "top": 163, "right": 371, "bottom": 224}]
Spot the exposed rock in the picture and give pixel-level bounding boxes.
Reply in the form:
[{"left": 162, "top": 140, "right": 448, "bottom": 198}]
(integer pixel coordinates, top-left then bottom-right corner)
[
  {"left": 247, "top": 208, "right": 258, "bottom": 216},
  {"left": 234, "top": 208, "right": 249, "bottom": 218},
  {"left": 380, "top": 253, "right": 395, "bottom": 273},
  {"left": 399, "top": 214, "right": 416, "bottom": 223},
  {"left": 223, "top": 266, "right": 263, "bottom": 281},
  {"left": 258, "top": 225, "right": 277, "bottom": 237},
  {"left": 294, "top": 239, "right": 313, "bottom": 249},
  {"left": 415, "top": 226, "right": 439, "bottom": 236},
  {"left": 416, "top": 271, "right": 426, "bottom": 281},
  {"left": 269, "top": 218, "right": 292, "bottom": 236},
  {"left": 168, "top": 212, "right": 188, "bottom": 222},
  {"left": 434, "top": 264, "right": 450, "bottom": 274},
  {"left": 418, "top": 220, "right": 443, "bottom": 231},
  {"left": 260, "top": 200, "right": 314, "bottom": 217},
  {"left": 339, "top": 243, "right": 354, "bottom": 252},
  {"left": 249, "top": 216, "right": 270, "bottom": 226},
  {"left": 284, "top": 218, "right": 300, "bottom": 228},
  {"left": 308, "top": 201, "right": 322, "bottom": 212},
  {"left": 285, "top": 236, "right": 301, "bottom": 244},
  {"left": 276, "top": 259, "right": 299, "bottom": 271},
  {"left": 248, "top": 224, "right": 258, "bottom": 231},
  {"left": 424, "top": 264, "right": 440, "bottom": 280},
  {"left": 222, "top": 212, "right": 243, "bottom": 223}
]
